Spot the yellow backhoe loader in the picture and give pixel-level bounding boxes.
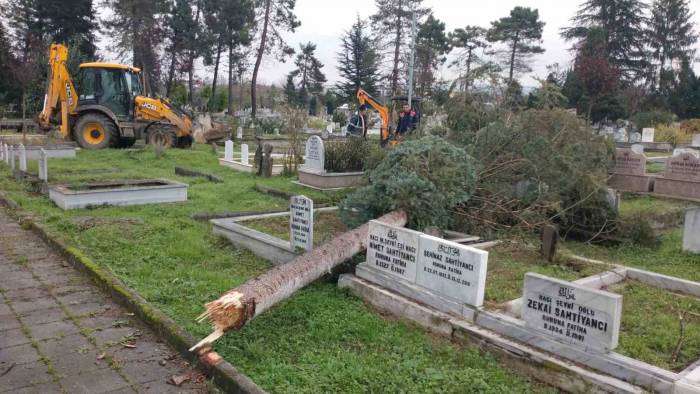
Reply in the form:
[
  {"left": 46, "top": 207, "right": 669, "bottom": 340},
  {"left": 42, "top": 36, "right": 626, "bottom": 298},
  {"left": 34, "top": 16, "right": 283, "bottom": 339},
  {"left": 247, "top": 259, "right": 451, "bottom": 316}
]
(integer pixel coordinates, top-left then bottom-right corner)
[{"left": 38, "top": 43, "right": 193, "bottom": 149}]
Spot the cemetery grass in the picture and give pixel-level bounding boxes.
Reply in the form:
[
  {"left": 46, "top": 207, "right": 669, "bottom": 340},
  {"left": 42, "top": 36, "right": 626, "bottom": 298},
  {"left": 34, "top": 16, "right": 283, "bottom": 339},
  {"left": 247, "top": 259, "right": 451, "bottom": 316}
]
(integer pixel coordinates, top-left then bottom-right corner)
[
  {"left": 485, "top": 242, "right": 610, "bottom": 305},
  {"left": 0, "top": 144, "right": 550, "bottom": 393},
  {"left": 245, "top": 211, "right": 348, "bottom": 245},
  {"left": 608, "top": 280, "right": 700, "bottom": 371}
]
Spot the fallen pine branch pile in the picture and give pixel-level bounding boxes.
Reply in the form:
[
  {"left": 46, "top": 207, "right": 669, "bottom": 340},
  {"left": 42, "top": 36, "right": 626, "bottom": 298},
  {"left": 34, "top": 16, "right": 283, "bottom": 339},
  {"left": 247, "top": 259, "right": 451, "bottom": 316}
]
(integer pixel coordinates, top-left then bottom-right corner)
[{"left": 190, "top": 210, "right": 407, "bottom": 352}]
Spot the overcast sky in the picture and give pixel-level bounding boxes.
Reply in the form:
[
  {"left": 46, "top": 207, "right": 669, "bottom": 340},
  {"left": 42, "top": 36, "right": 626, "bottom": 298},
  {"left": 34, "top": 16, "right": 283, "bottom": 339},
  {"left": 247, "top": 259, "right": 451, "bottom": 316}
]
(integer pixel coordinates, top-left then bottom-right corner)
[{"left": 248, "top": 0, "right": 700, "bottom": 88}]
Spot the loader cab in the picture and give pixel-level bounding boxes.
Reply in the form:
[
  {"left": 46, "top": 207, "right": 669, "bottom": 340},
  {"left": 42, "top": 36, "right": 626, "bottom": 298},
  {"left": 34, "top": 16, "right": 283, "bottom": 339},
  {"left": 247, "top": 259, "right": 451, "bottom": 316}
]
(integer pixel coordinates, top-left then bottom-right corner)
[{"left": 76, "top": 63, "right": 143, "bottom": 120}]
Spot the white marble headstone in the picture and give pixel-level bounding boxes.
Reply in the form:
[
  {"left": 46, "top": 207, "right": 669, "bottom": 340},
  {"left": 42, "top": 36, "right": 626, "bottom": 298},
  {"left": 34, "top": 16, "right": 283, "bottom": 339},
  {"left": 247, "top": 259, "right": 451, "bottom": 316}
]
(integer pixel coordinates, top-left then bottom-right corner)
[
  {"left": 630, "top": 144, "right": 644, "bottom": 155},
  {"left": 693, "top": 134, "right": 700, "bottom": 148},
  {"left": 38, "top": 148, "right": 48, "bottom": 182},
  {"left": 236, "top": 127, "right": 243, "bottom": 140},
  {"left": 629, "top": 132, "right": 642, "bottom": 143},
  {"left": 522, "top": 273, "right": 622, "bottom": 352},
  {"left": 326, "top": 124, "right": 334, "bottom": 134},
  {"left": 241, "top": 144, "right": 249, "bottom": 166},
  {"left": 290, "top": 195, "right": 314, "bottom": 251},
  {"left": 673, "top": 148, "right": 700, "bottom": 158},
  {"left": 9, "top": 146, "right": 15, "bottom": 170},
  {"left": 366, "top": 221, "right": 420, "bottom": 282},
  {"left": 224, "top": 140, "right": 234, "bottom": 161},
  {"left": 18, "top": 144, "right": 26, "bottom": 172},
  {"left": 683, "top": 208, "right": 700, "bottom": 254},
  {"left": 304, "top": 136, "right": 325, "bottom": 172},
  {"left": 416, "top": 234, "right": 488, "bottom": 307},
  {"left": 3, "top": 144, "right": 8, "bottom": 164},
  {"left": 642, "top": 128, "right": 655, "bottom": 143}
]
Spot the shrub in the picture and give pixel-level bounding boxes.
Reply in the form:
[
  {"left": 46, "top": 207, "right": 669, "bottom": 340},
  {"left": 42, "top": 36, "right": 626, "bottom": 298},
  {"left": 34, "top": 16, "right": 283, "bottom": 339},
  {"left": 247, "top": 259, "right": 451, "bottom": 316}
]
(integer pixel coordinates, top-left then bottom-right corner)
[
  {"left": 324, "top": 138, "right": 379, "bottom": 173},
  {"left": 655, "top": 124, "right": 691, "bottom": 146},
  {"left": 332, "top": 111, "right": 348, "bottom": 126},
  {"left": 255, "top": 116, "right": 285, "bottom": 134},
  {"left": 681, "top": 119, "right": 700, "bottom": 135},
  {"left": 307, "top": 116, "right": 326, "bottom": 130},
  {"left": 339, "top": 136, "right": 477, "bottom": 229}
]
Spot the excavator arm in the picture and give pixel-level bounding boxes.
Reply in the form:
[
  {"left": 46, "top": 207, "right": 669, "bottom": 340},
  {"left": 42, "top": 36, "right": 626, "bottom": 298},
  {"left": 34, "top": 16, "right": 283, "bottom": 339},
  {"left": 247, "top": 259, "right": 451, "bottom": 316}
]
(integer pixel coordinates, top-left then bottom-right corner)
[
  {"left": 38, "top": 43, "right": 78, "bottom": 138},
  {"left": 135, "top": 96, "right": 193, "bottom": 139},
  {"left": 356, "top": 88, "right": 392, "bottom": 145}
]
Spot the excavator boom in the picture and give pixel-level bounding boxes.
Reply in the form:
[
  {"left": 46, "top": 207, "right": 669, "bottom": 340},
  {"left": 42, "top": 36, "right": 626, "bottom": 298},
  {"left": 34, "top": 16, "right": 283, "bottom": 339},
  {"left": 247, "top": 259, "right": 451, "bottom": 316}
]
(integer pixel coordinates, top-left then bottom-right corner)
[
  {"left": 356, "top": 89, "right": 392, "bottom": 145},
  {"left": 38, "top": 43, "right": 78, "bottom": 138}
]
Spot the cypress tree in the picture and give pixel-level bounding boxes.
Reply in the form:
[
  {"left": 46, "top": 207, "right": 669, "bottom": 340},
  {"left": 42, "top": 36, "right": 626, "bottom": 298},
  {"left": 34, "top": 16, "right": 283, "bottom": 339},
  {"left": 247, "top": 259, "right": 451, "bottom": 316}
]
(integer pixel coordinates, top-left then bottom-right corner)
[{"left": 336, "top": 16, "right": 381, "bottom": 100}]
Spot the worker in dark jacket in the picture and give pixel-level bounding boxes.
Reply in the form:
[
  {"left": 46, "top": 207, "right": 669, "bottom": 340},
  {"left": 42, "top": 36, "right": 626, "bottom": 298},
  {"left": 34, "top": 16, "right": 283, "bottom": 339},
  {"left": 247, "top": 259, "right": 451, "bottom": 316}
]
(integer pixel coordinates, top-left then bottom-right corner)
[
  {"left": 396, "top": 104, "right": 417, "bottom": 137},
  {"left": 348, "top": 104, "right": 369, "bottom": 138}
]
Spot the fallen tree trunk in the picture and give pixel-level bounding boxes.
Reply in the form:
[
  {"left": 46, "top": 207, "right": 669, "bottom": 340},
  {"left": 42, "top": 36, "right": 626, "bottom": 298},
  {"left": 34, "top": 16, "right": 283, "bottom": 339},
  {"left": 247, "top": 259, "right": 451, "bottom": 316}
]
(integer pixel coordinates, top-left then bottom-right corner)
[{"left": 190, "top": 210, "right": 407, "bottom": 352}]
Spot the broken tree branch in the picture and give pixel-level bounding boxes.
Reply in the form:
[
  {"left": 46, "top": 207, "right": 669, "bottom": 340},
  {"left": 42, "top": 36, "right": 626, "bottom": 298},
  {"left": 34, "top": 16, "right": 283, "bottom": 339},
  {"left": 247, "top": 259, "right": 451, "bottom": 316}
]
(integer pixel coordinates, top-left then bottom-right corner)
[{"left": 190, "top": 210, "right": 408, "bottom": 352}]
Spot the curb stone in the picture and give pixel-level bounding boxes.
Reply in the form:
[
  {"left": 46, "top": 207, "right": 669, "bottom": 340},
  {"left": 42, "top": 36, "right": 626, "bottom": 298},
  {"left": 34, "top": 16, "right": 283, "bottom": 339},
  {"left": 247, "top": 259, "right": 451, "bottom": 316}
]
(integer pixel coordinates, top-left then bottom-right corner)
[{"left": 0, "top": 191, "right": 266, "bottom": 394}]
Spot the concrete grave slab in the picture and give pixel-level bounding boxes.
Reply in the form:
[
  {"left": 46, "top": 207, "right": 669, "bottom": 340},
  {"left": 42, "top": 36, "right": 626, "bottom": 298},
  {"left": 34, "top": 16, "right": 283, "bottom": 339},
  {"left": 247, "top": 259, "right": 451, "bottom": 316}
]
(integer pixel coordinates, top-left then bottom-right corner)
[{"left": 49, "top": 179, "right": 188, "bottom": 210}]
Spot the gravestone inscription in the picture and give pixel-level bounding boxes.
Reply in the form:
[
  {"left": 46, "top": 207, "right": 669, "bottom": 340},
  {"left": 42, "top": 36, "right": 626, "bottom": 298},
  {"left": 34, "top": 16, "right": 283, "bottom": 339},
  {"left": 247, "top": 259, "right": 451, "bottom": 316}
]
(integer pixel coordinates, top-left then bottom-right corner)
[
  {"left": 522, "top": 273, "right": 622, "bottom": 352},
  {"left": 664, "top": 153, "right": 700, "bottom": 182},
  {"left": 290, "top": 195, "right": 313, "bottom": 250},
  {"left": 303, "top": 136, "right": 325, "bottom": 172},
  {"left": 613, "top": 149, "right": 646, "bottom": 176},
  {"left": 366, "top": 220, "right": 420, "bottom": 282},
  {"left": 415, "top": 234, "right": 488, "bottom": 307}
]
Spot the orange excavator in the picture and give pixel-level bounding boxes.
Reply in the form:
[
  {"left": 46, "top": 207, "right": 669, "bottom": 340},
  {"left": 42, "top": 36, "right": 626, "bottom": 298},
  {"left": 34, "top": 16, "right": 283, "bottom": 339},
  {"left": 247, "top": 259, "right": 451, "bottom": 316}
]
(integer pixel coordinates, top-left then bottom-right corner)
[{"left": 355, "top": 88, "right": 420, "bottom": 146}]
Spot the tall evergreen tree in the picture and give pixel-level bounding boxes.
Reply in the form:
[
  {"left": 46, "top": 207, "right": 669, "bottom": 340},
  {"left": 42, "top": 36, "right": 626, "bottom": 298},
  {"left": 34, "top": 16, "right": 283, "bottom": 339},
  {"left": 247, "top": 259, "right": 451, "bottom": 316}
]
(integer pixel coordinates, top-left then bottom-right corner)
[
  {"left": 164, "top": 0, "right": 199, "bottom": 97},
  {"left": 370, "top": 0, "right": 429, "bottom": 95},
  {"left": 668, "top": 59, "right": 700, "bottom": 118},
  {"left": 574, "top": 27, "right": 620, "bottom": 122},
  {"left": 38, "top": 0, "right": 96, "bottom": 57},
  {"left": 336, "top": 16, "right": 381, "bottom": 100},
  {"left": 449, "top": 26, "right": 489, "bottom": 92},
  {"left": 0, "top": 20, "right": 19, "bottom": 105},
  {"left": 648, "top": 0, "right": 698, "bottom": 91},
  {"left": 414, "top": 14, "right": 449, "bottom": 97},
  {"left": 103, "top": 0, "right": 165, "bottom": 93},
  {"left": 487, "top": 7, "right": 545, "bottom": 84},
  {"left": 250, "top": 0, "right": 299, "bottom": 118},
  {"left": 562, "top": 0, "right": 648, "bottom": 84},
  {"left": 287, "top": 42, "right": 326, "bottom": 108}
]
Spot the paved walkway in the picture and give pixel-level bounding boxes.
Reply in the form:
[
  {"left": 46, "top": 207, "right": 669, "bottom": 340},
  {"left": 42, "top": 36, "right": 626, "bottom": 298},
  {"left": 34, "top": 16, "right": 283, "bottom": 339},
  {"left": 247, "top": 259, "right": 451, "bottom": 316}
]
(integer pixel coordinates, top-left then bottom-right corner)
[{"left": 0, "top": 209, "right": 211, "bottom": 393}]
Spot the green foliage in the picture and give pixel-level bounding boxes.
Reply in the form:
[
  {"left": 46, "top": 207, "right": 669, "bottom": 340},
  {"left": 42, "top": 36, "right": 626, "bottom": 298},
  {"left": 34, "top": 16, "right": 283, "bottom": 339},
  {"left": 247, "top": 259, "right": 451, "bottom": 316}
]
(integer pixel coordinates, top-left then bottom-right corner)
[
  {"left": 306, "top": 116, "right": 326, "bottom": 130},
  {"left": 336, "top": 16, "right": 381, "bottom": 99},
  {"left": 332, "top": 111, "right": 347, "bottom": 126},
  {"left": 324, "top": 138, "right": 379, "bottom": 173},
  {"left": 340, "top": 136, "right": 476, "bottom": 230},
  {"left": 487, "top": 6, "right": 545, "bottom": 82},
  {"left": 454, "top": 109, "right": 614, "bottom": 237},
  {"left": 415, "top": 14, "right": 450, "bottom": 96},
  {"left": 631, "top": 110, "right": 674, "bottom": 129},
  {"left": 655, "top": 124, "right": 691, "bottom": 145},
  {"left": 255, "top": 117, "right": 285, "bottom": 134},
  {"left": 681, "top": 119, "right": 700, "bottom": 134}
]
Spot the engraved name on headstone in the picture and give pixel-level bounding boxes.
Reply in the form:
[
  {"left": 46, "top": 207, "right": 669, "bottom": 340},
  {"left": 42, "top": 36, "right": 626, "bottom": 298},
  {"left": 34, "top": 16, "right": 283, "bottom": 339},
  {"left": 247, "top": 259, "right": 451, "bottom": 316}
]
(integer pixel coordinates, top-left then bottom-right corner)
[
  {"left": 613, "top": 148, "right": 646, "bottom": 176},
  {"left": 366, "top": 221, "right": 420, "bottom": 282},
  {"left": 522, "top": 273, "right": 622, "bottom": 352},
  {"left": 289, "top": 195, "right": 314, "bottom": 251},
  {"left": 664, "top": 153, "right": 700, "bottom": 182},
  {"left": 415, "top": 235, "right": 488, "bottom": 307},
  {"left": 303, "top": 136, "right": 325, "bottom": 172}
]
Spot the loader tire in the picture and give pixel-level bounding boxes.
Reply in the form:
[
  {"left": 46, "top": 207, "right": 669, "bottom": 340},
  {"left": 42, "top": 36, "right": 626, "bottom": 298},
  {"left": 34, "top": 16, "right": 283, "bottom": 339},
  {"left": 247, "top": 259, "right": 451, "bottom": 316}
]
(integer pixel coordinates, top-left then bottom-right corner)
[
  {"left": 74, "top": 114, "right": 117, "bottom": 150},
  {"left": 146, "top": 126, "right": 176, "bottom": 148}
]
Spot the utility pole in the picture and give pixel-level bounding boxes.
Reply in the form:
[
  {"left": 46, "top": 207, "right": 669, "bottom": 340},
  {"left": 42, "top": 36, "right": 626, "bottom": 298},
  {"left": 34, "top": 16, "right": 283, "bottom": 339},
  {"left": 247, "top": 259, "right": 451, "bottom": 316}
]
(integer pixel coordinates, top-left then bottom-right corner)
[{"left": 407, "top": 11, "right": 416, "bottom": 108}]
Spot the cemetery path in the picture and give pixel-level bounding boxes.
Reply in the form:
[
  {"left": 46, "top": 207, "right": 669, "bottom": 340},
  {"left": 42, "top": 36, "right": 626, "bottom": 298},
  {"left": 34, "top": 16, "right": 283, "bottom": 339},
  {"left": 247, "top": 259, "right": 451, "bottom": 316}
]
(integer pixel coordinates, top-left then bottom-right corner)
[{"left": 0, "top": 208, "right": 211, "bottom": 394}]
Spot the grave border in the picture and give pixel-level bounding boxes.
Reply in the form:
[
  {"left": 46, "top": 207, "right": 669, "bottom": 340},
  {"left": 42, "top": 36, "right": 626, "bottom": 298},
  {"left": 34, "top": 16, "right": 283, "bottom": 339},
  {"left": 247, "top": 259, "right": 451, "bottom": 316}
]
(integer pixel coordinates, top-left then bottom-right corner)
[{"left": 211, "top": 207, "right": 338, "bottom": 265}]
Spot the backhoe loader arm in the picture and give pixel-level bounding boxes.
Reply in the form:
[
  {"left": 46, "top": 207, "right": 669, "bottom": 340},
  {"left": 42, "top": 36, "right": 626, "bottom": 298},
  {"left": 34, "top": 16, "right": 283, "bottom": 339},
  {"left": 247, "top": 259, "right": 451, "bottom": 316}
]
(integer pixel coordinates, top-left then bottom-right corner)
[
  {"left": 38, "top": 43, "right": 78, "bottom": 138},
  {"left": 135, "top": 96, "right": 193, "bottom": 138},
  {"left": 356, "top": 89, "right": 390, "bottom": 144}
]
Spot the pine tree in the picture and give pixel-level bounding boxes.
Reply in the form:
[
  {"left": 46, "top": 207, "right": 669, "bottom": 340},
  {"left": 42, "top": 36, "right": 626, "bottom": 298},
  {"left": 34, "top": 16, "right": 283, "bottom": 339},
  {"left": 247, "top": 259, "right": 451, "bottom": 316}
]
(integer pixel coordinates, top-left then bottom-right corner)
[
  {"left": 668, "top": 59, "right": 700, "bottom": 118},
  {"left": 414, "top": 14, "right": 449, "bottom": 97},
  {"left": 449, "top": 26, "right": 489, "bottom": 92},
  {"left": 38, "top": 0, "right": 97, "bottom": 57},
  {"left": 283, "top": 73, "right": 296, "bottom": 104},
  {"left": 336, "top": 16, "right": 381, "bottom": 100},
  {"left": 288, "top": 42, "right": 326, "bottom": 109},
  {"left": 103, "top": 0, "right": 165, "bottom": 93},
  {"left": 250, "top": 0, "right": 300, "bottom": 118},
  {"left": 370, "top": 0, "right": 429, "bottom": 95},
  {"left": 648, "top": 0, "right": 698, "bottom": 91},
  {"left": 562, "top": 0, "right": 648, "bottom": 84},
  {"left": 487, "top": 7, "right": 545, "bottom": 84}
]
